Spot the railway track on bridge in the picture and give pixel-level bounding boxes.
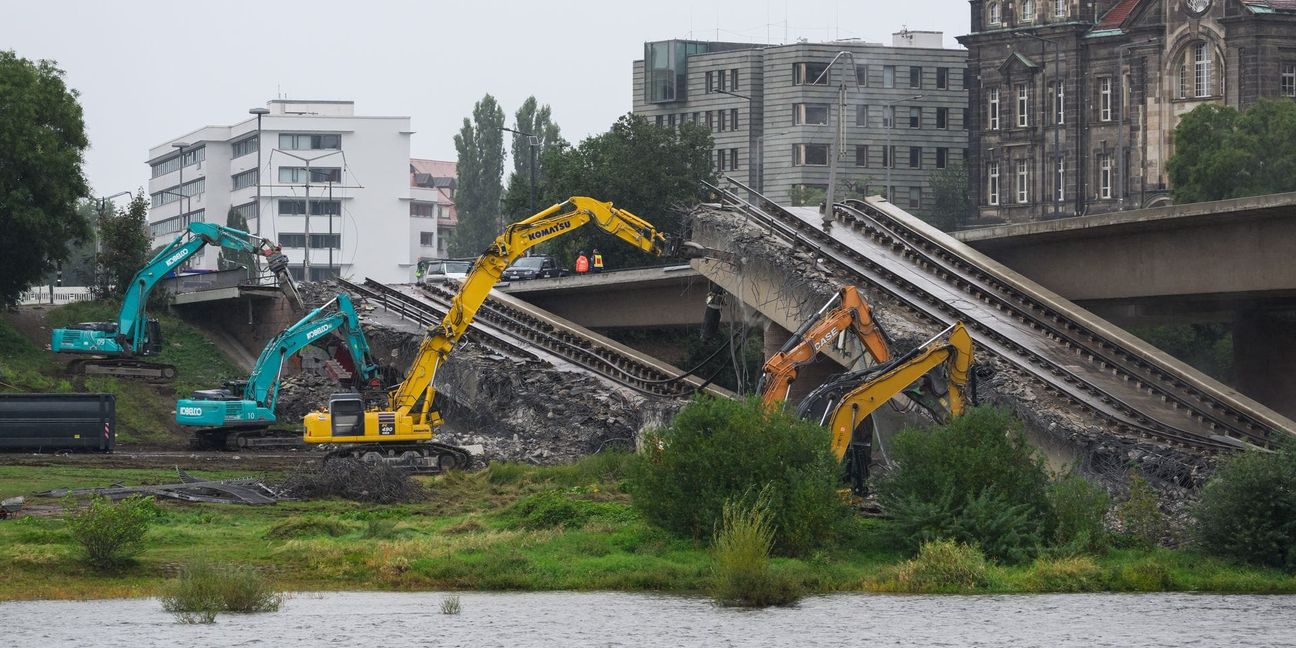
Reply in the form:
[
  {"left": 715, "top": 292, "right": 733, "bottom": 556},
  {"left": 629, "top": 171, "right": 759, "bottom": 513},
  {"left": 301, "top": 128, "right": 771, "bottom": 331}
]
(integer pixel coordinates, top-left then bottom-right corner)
[
  {"left": 339, "top": 277, "right": 704, "bottom": 399},
  {"left": 707, "top": 180, "right": 1285, "bottom": 452}
]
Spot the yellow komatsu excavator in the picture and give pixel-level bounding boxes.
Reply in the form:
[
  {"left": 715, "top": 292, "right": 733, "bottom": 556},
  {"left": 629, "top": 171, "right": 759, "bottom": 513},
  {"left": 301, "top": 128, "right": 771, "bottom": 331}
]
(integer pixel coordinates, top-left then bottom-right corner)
[
  {"left": 757, "top": 286, "right": 893, "bottom": 409},
  {"left": 796, "top": 322, "right": 974, "bottom": 495},
  {"left": 303, "top": 197, "right": 672, "bottom": 470}
]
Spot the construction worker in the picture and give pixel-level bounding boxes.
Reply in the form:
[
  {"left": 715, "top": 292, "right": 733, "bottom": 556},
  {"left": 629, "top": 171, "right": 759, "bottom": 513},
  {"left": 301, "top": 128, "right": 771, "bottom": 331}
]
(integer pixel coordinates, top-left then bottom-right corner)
[
  {"left": 592, "top": 249, "right": 604, "bottom": 273},
  {"left": 575, "top": 250, "right": 590, "bottom": 274}
]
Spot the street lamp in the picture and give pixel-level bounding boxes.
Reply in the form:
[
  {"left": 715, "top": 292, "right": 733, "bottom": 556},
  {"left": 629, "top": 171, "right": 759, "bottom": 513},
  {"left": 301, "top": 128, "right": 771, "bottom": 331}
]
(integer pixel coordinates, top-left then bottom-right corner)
[
  {"left": 808, "top": 51, "right": 861, "bottom": 220},
  {"left": 93, "top": 191, "right": 133, "bottom": 290},
  {"left": 714, "top": 88, "right": 762, "bottom": 193},
  {"left": 248, "top": 108, "right": 270, "bottom": 235},
  {"left": 501, "top": 126, "right": 540, "bottom": 216},
  {"left": 274, "top": 148, "right": 343, "bottom": 281},
  {"left": 171, "top": 141, "right": 191, "bottom": 218},
  {"left": 884, "top": 94, "right": 924, "bottom": 206},
  {"left": 1011, "top": 32, "right": 1062, "bottom": 219}
]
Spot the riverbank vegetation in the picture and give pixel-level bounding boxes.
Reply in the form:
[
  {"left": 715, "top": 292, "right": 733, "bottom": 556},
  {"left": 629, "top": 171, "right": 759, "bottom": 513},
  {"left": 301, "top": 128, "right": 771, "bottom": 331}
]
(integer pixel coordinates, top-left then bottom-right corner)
[{"left": 1, "top": 400, "right": 1295, "bottom": 601}]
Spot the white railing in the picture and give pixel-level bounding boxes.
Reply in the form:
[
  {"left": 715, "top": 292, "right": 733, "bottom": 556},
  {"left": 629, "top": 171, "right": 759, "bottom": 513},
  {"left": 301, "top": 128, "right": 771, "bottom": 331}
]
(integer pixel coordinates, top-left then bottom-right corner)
[{"left": 19, "top": 286, "right": 94, "bottom": 306}]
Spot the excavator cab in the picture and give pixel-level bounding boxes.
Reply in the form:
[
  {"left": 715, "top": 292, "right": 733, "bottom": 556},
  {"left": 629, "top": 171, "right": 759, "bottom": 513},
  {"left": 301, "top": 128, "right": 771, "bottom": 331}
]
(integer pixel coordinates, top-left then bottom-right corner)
[
  {"left": 141, "top": 319, "right": 164, "bottom": 356},
  {"left": 326, "top": 393, "right": 366, "bottom": 438}
]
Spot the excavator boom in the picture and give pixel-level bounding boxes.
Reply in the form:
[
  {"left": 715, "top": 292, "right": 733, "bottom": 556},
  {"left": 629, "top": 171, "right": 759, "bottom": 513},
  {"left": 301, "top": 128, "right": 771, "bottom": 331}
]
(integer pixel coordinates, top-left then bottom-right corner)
[
  {"left": 303, "top": 197, "right": 672, "bottom": 470},
  {"left": 758, "top": 286, "right": 892, "bottom": 408}
]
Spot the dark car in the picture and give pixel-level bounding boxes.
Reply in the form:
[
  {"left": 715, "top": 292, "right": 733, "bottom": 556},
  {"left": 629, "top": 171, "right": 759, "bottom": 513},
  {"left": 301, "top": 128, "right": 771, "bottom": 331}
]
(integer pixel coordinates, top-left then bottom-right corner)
[{"left": 501, "top": 255, "right": 564, "bottom": 281}]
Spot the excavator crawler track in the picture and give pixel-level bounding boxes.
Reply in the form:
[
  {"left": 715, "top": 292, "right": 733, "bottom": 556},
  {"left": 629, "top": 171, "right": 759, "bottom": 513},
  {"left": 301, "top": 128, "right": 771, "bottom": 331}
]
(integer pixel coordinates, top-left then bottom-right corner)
[
  {"left": 324, "top": 441, "right": 472, "bottom": 474},
  {"left": 69, "top": 358, "right": 178, "bottom": 382}
]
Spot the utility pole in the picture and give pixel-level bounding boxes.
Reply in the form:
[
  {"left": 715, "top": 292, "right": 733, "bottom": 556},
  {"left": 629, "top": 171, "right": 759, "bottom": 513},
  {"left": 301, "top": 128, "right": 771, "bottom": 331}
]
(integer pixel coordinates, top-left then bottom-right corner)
[{"left": 808, "top": 51, "right": 860, "bottom": 223}]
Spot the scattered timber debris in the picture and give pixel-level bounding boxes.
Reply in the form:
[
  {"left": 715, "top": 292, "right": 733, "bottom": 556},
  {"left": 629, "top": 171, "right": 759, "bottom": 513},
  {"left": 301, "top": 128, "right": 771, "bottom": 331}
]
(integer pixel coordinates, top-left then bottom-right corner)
[
  {"left": 275, "top": 459, "right": 426, "bottom": 504},
  {"left": 37, "top": 468, "right": 278, "bottom": 505}
]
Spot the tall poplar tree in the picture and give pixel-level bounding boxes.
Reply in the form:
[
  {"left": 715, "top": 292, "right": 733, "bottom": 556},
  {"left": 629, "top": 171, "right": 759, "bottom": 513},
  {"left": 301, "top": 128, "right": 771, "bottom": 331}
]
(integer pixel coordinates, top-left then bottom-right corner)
[
  {"left": 502, "top": 97, "right": 565, "bottom": 220},
  {"left": 449, "top": 94, "right": 506, "bottom": 257}
]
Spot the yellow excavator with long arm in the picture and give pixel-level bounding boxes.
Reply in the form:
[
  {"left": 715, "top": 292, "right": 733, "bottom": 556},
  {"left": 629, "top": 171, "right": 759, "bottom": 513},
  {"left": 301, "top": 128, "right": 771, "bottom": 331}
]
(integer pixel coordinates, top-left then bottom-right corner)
[
  {"left": 796, "top": 322, "right": 974, "bottom": 494},
  {"left": 303, "top": 197, "right": 673, "bottom": 470},
  {"left": 757, "top": 286, "right": 893, "bottom": 409}
]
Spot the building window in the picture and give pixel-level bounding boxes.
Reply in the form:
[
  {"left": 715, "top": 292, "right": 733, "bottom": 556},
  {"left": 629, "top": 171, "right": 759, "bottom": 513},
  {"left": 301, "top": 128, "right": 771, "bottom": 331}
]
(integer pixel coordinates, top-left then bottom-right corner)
[
  {"left": 279, "top": 133, "right": 340, "bottom": 150},
  {"left": 655, "top": 115, "right": 664, "bottom": 128},
  {"left": 883, "top": 145, "right": 896, "bottom": 169},
  {"left": 231, "top": 202, "right": 255, "bottom": 222},
  {"left": 420, "top": 232, "right": 436, "bottom": 247},
  {"left": 989, "top": 1, "right": 1001, "bottom": 24},
  {"left": 963, "top": 108, "right": 969, "bottom": 128},
  {"left": 705, "top": 71, "right": 714, "bottom": 93},
  {"left": 1021, "top": 0, "right": 1035, "bottom": 21},
  {"left": 882, "top": 105, "right": 895, "bottom": 129},
  {"left": 1055, "top": 0, "right": 1067, "bottom": 17},
  {"left": 281, "top": 233, "right": 341, "bottom": 249},
  {"left": 883, "top": 65, "right": 895, "bottom": 88},
  {"left": 731, "top": 69, "right": 739, "bottom": 90},
  {"left": 278, "top": 167, "right": 341, "bottom": 183},
  {"left": 731, "top": 108, "right": 739, "bottom": 130},
  {"left": 1099, "top": 77, "right": 1112, "bottom": 121},
  {"left": 988, "top": 88, "right": 1000, "bottom": 130},
  {"left": 909, "top": 107, "right": 921, "bottom": 128},
  {"left": 706, "top": 111, "right": 714, "bottom": 129},
  {"left": 936, "top": 147, "right": 948, "bottom": 169},
  {"left": 1017, "top": 84, "right": 1029, "bottom": 127},
  {"left": 149, "top": 209, "right": 205, "bottom": 238},
  {"left": 231, "top": 136, "right": 258, "bottom": 159},
  {"left": 1099, "top": 154, "right": 1112, "bottom": 199},
  {"left": 668, "top": 113, "right": 677, "bottom": 128},
  {"left": 231, "top": 169, "right": 258, "bottom": 191},
  {"left": 793, "top": 62, "right": 830, "bottom": 85},
  {"left": 718, "top": 110, "right": 727, "bottom": 131},
  {"left": 717, "top": 69, "right": 727, "bottom": 92},
  {"left": 278, "top": 199, "right": 341, "bottom": 216},
  {"left": 855, "top": 145, "right": 869, "bottom": 167},
  {"left": 1195, "top": 43, "right": 1212, "bottom": 98},
  {"left": 936, "top": 107, "right": 949, "bottom": 129},
  {"left": 1056, "top": 158, "right": 1065, "bottom": 202},
  {"left": 855, "top": 104, "right": 869, "bottom": 127},
  {"left": 855, "top": 64, "right": 869, "bottom": 86},
  {"left": 792, "top": 144, "right": 829, "bottom": 166},
  {"left": 730, "top": 148, "right": 739, "bottom": 170},
  {"left": 794, "top": 104, "right": 829, "bottom": 125},
  {"left": 150, "top": 178, "right": 205, "bottom": 208},
  {"left": 936, "top": 67, "right": 948, "bottom": 90},
  {"left": 909, "top": 146, "right": 922, "bottom": 168},
  {"left": 1054, "top": 81, "right": 1065, "bottom": 124},
  {"left": 987, "top": 162, "right": 1000, "bottom": 205},
  {"left": 909, "top": 187, "right": 922, "bottom": 210},
  {"left": 149, "top": 147, "right": 204, "bottom": 178},
  {"left": 910, "top": 66, "right": 922, "bottom": 89},
  {"left": 151, "top": 155, "right": 181, "bottom": 178},
  {"left": 411, "top": 203, "right": 438, "bottom": 218},
  {"left": 1016, "top": 160, "right": 1029, "bottom": 203},
  {"left": 1283, "top": 64, "right": 1296, "bottom": 97}
]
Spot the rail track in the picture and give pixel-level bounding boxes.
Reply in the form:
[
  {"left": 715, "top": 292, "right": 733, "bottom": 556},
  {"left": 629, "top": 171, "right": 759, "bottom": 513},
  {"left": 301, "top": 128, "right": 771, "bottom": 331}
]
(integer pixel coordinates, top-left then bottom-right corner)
[
  {"left": 339, "top": 277, "right": 705, "bottom": 399},
  {"left": 707, "top": 179, "right": 1285, "bottom": 452}
]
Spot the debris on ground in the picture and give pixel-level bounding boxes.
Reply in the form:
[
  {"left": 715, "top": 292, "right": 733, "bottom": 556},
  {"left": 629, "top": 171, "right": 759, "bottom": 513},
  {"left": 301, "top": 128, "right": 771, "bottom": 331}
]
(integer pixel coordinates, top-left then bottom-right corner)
[
  {"left": 275, "top": 372, "right": 340, "bottom": 421},
  {"left": 1, "top": 496, "right": 24, "bottom": 519},
  {"left": 36, "top": 468, "right": 278, "bottom": 505},
  {"left": 275, "top": 459, "right": 426, "bottom": 503}
]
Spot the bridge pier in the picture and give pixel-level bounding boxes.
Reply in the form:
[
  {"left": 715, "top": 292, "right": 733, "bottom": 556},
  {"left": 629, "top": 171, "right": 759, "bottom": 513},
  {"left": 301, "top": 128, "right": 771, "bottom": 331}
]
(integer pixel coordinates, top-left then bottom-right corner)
[{"left": 1234, "top": 308, "right": 1296, "bottom": 421}]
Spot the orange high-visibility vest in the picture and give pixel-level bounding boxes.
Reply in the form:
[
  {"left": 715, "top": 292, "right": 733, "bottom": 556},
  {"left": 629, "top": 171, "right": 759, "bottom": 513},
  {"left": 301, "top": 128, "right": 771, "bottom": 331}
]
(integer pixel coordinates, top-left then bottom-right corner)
[
  {"left": 593, "top": 253, "right": 604, "bottom": 270},
  {"left": 576, "top": 255, "right": 589, "bottom": 273}
]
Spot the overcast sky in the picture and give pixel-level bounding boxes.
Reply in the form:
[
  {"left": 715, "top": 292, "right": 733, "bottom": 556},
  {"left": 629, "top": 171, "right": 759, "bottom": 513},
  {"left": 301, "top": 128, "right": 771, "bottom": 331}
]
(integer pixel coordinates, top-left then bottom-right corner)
[{"left": 2, "top": 0, "right": 969, "bottom": 198}]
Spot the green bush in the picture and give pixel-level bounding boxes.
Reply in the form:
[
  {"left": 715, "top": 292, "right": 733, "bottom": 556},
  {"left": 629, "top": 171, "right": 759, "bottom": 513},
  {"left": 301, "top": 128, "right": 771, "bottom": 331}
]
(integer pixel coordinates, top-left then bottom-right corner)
[
  {"left": 1115, "top": 473, "right": 1166, "bottom": 549},
  {"left": 264, "top": 517, "right": 353, "bottom": 540},
  {"left": 63, "top": 495, "right": 156, "bottom": 569},
  {"left": 879, "top": 539, "right": 990, "bottom": 593},
  {"left": 1022, "top": 555, "right": 1105, "bottom": 592},
  {"left": 873, "top": 407, "right": 1050, "bottom": 562},
  {"left": 1047, "top": 474, "right": 1111, "bottom": 554},
  {"left": 628, "top": 396, "right": 847, "bottom": 556},
  {"left": 1194, "top": 441, "right": 1296, "bottom": 570},
  {"left": 486, "top": 461, "right": 528, "bottom": 485},
  {"left": 501, "top": 491, "right": 633, "bottom": 530},
  {"left": 161, "top": 562, "right": 282, "bottom": 623},
  {"left": 1109, "top": 557, "right": 1174, "bottom": 592},
  {"left": 709, "top": 488, "right": 800, "bottom": 607}
]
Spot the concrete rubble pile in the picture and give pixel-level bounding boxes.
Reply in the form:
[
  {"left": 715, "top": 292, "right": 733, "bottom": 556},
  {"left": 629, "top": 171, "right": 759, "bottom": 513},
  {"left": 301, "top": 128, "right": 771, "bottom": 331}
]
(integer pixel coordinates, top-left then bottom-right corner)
[{"left": 688, "top": 206, "right": 1216, "bottom": 501}]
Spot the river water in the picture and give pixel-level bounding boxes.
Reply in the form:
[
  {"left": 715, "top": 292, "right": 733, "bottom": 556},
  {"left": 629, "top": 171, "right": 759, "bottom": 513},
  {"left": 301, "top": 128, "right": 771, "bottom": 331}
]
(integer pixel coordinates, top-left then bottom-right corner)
[{"left": 2, "top": 591, "right": 1293, "bottom": 647}]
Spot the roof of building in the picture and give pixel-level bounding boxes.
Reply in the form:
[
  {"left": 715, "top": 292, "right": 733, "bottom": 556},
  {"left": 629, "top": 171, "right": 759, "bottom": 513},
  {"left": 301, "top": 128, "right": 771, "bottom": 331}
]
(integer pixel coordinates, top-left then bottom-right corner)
[
  {"left": 410, "top": 159, "right": 457, "bottom": 178},
  {"left": 1096, "top": 0, "right": 1142, "bottom": 30}
]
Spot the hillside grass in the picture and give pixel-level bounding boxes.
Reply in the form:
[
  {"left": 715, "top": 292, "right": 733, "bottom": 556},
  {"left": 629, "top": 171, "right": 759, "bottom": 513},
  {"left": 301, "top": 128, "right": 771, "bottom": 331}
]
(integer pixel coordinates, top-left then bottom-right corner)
[
  {"left": 1, "top": 301, "right": 243, "bottom": 445},
  {"left": 1, "top": 458, "right": 1293, "bottom": 601}
]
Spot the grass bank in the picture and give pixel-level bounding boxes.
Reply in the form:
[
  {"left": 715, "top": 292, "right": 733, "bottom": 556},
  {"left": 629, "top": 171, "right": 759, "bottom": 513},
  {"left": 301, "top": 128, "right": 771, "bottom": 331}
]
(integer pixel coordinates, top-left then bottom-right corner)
[
  {"left": 0, "top": 301, "right": 242, "bottom": 445},
  {"left": 1, "top": 459, "right": 1293, "bottom": 601}
]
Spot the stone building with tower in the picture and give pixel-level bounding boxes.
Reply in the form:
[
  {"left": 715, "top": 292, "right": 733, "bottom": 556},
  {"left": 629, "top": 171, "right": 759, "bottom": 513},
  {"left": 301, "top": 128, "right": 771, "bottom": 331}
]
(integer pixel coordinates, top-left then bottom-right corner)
[{"left": 959, "top": 0, "right": 1296, "bottom": 223}]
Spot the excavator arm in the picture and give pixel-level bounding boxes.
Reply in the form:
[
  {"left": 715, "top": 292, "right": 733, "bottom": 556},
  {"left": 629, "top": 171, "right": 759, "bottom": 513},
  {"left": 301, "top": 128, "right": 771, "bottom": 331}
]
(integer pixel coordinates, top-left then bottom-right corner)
[
  {"left": 796, "top": 322, "right": 973, "bottom": 495},
  {"left": 757, "top": 286, "right": 892, "bottom": 409}
]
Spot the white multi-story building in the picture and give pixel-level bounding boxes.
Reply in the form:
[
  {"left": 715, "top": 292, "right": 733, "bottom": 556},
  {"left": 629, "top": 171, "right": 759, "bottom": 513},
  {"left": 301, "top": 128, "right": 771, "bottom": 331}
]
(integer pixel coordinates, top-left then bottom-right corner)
[{"left": 145, "top": 100, "right": 440, "bottom": 284}]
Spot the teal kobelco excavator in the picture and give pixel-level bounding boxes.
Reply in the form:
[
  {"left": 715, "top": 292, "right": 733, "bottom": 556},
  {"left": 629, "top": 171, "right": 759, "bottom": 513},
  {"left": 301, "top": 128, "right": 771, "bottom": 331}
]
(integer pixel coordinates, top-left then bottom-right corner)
[
  {"left": 177, "top": 293, "right": 382, "bottom": 450},
  {"left": 49, "top": 222, "right": 303, "bottom": 381}
]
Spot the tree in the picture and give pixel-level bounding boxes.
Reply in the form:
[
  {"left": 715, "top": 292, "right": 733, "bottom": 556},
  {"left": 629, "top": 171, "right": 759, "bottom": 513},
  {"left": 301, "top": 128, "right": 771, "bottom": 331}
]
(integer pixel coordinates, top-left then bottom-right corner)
[
  {"left": 0, "top": 50, "right": 91, "bottom": 306},
  {"left": 540, "top": 114, "right": 715, "bottom": 269},
  {"left": 218, "top": 207, "right": 256, "bottom": 282},
  {"left": 40, "top": 199, "right": 99, "bottom": 287},
  {"left": 95, "top": 192, "right": 151, "bottom": 298},
  {"left": 449, "top": 94, "right": 506, "bottom": 257},
  {"left": 929, "top": 161, "right": 973, "bottom": 230},
  {"left": 502, "top": 97, "right": 565, "bottom": 220},
  {"left": 1168, "top": 99, "right": 1296, "bottom": 204}
]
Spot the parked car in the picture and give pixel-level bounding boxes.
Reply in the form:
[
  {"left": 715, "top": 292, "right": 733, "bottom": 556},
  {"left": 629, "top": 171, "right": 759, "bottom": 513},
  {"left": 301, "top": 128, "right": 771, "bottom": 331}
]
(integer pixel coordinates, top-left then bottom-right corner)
[
  {"left": 501, "top": 255, "right": 565, "bottom": 281},
  {"left": 420, "top": 260, "right": 473, "bottom": 283}
]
